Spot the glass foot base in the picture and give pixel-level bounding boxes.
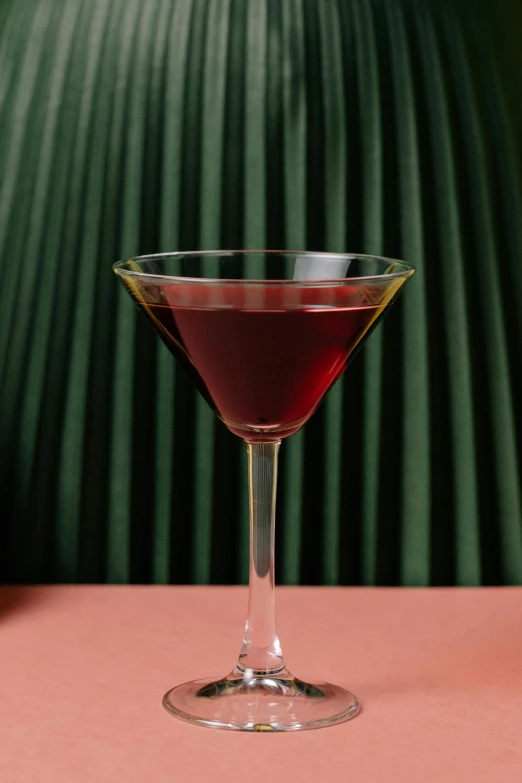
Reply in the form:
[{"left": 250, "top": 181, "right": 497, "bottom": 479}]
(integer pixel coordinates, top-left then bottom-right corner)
[{"left": 163, "top": 667, "right": 360, "bottom": 731}]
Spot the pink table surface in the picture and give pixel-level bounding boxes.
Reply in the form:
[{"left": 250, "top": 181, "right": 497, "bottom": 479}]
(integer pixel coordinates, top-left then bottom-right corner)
[{"left": 1, "top": 586, "right": 521, "bottom": 782}]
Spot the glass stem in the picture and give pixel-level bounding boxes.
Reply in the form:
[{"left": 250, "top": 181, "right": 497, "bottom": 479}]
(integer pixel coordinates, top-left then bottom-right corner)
[{"left": 237, "top": 441, "right": 284, "bottom": 675}]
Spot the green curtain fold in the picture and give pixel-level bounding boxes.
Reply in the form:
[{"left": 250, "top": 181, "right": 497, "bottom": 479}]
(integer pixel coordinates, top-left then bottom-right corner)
[{"left": 0, "top": 0, "right": 521, "bottom": 585}]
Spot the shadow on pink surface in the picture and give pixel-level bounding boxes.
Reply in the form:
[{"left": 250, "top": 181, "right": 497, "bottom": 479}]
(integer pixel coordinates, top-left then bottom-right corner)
[{"left": 0, "top": 586, "right": 52, "bottom": 620}]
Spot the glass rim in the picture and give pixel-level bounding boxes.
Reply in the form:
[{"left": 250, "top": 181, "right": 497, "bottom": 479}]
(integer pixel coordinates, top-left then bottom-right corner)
[{"left": 113, "top": 250, "right": 415, "bottom": 285}]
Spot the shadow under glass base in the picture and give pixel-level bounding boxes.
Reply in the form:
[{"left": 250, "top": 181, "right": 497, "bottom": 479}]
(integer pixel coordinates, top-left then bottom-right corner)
[{"left": 163, "top": 666, "right": 360, "bottom": 732}]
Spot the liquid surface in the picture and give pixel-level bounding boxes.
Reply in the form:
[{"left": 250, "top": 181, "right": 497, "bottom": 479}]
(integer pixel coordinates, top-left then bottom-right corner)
[{"left": 126, "top": 282, "right": 391, "bottom": 440}]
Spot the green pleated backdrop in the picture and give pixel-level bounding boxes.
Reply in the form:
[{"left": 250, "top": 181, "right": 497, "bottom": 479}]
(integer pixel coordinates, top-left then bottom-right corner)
[{"left": 1, "top": 0, "right": 521, "bottom": 586}]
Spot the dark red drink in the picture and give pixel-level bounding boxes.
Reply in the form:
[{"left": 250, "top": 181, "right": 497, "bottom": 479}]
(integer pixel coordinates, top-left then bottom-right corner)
[{"left": 127, "top": 281, "right": 388, "bottom": 440}]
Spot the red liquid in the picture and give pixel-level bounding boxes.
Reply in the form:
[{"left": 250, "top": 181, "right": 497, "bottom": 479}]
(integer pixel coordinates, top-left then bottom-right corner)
[{"left": 128, "top": 282, "right": 389, "bottom": 440}]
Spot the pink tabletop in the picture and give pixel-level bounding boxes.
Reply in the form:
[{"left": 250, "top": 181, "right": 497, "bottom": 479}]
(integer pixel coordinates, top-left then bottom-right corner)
[{"left": 1, "top": 586, "right": 521, "bottom": 782}]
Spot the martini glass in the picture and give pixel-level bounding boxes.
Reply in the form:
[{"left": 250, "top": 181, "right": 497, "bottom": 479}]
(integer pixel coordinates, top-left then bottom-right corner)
[{"left": 113, "top": 251, "right": 414, "bottom": 731}]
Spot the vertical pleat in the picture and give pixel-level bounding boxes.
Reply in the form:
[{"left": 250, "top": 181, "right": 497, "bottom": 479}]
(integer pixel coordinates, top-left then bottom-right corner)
[
  {"left": 193, "top": 0, "right": 231, "bottom": 583},
  {"left": 349, "top": 0, "right": 385, "bottom": 586},
  {"left": 244, "top": 0, "right": 267, "bottom": 252},
  {"left": 317, "top": 0, "right": 347, "bottom": 586},
  {"left": 1, "top": 0, "right": 521, "bottom": 587},
  {"left": 279, "top": 0, "right": 306, "bottom": 585},
  {"left": 104, "top": 0, "right": 145, "bottom": 582},
  {"left": 156, "top": 0, "right": 195, "bottom": 585},
  {"left": 384, "top": 2, "right": 431, "bottom": 585},
  {"left": 145, "top": 0, "right": 176, "bottom": 586}
]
